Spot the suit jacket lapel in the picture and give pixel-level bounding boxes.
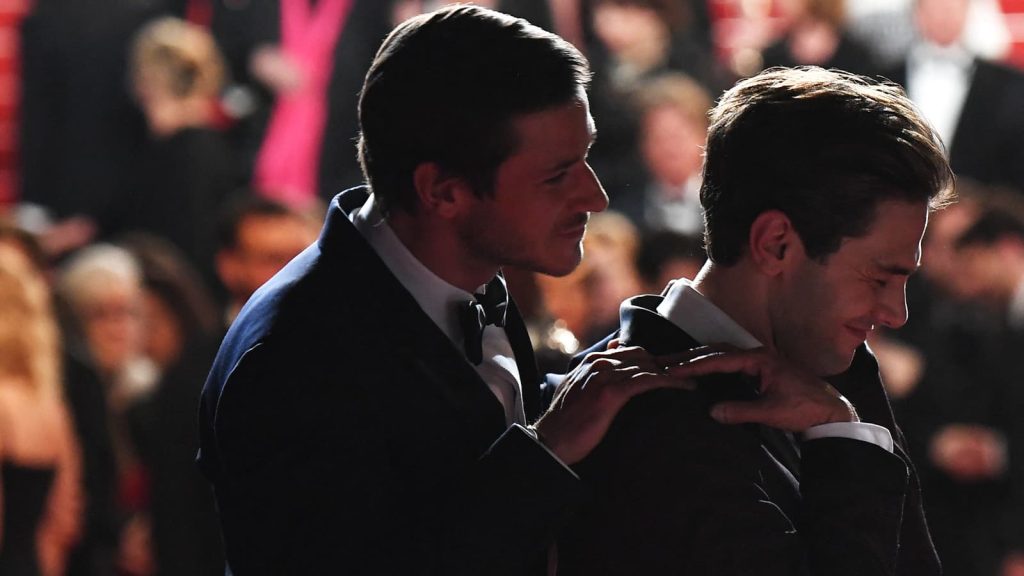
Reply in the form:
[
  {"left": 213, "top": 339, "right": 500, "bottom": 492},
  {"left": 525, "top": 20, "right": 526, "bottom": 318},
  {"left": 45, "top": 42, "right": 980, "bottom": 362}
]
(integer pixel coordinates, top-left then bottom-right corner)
[
  {"left": 619, "top": 295, "right": 702, "bottom": 355},
  {"left": 322, "top": 188, "right": 509, "bottom": 446},
  {"left": 503, "top": 298, "right": 542, "bottom": 423}
]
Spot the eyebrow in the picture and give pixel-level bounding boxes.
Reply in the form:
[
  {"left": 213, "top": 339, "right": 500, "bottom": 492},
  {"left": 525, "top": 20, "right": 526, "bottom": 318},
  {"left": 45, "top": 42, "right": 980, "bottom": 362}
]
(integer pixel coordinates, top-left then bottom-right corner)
[
  {"left": 875, "top": 261, "right": 919, "bottom": 276},
  {"left": 548, "top": 131, "right": 598, "bottom": 173}
]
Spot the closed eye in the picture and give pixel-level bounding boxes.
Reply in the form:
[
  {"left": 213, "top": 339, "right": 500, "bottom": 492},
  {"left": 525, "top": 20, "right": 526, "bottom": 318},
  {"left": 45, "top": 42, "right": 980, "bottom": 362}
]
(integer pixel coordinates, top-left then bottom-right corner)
[{"left": 544, "top": 170, "right": 569, "bottom": 185}]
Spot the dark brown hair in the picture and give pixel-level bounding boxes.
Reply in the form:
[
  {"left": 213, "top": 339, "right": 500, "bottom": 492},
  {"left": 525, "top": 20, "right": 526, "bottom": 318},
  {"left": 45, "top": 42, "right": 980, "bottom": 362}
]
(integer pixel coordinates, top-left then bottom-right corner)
[
  {"left": 701, "top": 67, "right": 954, "bottom": 265},
  {"left": 357, "top": 5, "right": 591, "bottom": 215}
]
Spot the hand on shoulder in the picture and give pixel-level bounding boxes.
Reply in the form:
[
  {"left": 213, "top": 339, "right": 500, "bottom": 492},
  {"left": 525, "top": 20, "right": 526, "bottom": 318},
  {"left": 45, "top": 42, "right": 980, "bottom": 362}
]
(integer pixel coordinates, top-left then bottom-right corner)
[
  {"left": 666, "top": 346, "right": 859, "bottom": 432},
  {"left": 532, "top": 345, "right": 696, "bottom": 464}
]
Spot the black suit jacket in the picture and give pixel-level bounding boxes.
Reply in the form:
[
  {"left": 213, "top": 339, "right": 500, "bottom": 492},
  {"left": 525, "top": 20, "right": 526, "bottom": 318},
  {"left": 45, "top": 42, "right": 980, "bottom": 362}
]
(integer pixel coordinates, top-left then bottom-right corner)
[
  {"left": 556, "top": 294, "right": 939, "bottom": 576},
  {"left": 886, "top": 57, "right": 1024, "bottom": 193},
  {"left": 198, "top": 188, "right": 580, "bottom": 575}
]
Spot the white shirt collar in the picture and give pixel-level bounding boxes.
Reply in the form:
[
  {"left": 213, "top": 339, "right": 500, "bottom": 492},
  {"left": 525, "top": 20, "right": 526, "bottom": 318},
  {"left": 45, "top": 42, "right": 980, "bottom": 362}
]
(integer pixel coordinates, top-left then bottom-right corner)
[
  {"left": 654, "top": 278, "right": 762, "bottom": 349},
  {"left": 350, "top": 195, "right": 475, "bottom": 347},
  {"left": 653, "top": 279, "right": 895, "bottom": 451},
  {"left": 349, "top": 195, "right": 527, "bottom": 426}
]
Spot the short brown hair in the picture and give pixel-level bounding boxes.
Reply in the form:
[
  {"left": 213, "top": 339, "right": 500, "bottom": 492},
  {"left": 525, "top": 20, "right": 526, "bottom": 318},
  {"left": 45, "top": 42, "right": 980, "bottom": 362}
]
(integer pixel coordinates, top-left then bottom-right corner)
[
  {"left": 701, "top": 67, "right": 954, "bottom": 265},
  {"left": 357, "top": 5, "right": 591, "bottom": 215}
]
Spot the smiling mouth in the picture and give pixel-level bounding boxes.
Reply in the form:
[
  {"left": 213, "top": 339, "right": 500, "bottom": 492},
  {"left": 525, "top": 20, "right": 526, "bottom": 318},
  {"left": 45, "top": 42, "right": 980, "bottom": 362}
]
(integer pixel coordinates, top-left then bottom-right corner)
[
  {"left": 844, "top": 325, "right": 872, "bottom": 343},
  {"left": 560, "top": 214, "right": 590, "bottom": 237}
]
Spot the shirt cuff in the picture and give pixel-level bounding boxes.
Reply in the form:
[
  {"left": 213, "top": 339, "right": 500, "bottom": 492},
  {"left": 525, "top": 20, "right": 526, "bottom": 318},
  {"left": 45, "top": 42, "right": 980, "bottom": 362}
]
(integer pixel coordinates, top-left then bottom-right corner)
[
  {"left": 802, "top": 421, "right": 894, "bottom": 453},
  {"left": 517, "top": 424, "right": 578, "bottom": 478}
]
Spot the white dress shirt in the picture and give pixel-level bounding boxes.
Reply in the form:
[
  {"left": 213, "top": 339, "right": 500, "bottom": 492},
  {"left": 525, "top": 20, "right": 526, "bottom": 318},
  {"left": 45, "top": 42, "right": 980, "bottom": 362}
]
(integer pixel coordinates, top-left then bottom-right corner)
[
  {"left": 655, "top": 278, "right": 894, "bottom": 452},
  {"left": 350, "top": 196, "right": 526, "bottom": 426},
  {"left": 907, "top": 41, "right": 974, "bottom": 150}
]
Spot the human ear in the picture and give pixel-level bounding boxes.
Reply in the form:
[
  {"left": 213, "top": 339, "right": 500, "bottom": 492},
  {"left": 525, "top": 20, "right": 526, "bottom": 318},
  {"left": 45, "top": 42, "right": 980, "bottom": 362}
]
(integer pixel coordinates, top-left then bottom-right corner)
[
  {"left": 748, "top": 210, "right": 794, "bottom": 275},
  {"left": 412, "top": 162, "right": 473, "bottom": 219}
]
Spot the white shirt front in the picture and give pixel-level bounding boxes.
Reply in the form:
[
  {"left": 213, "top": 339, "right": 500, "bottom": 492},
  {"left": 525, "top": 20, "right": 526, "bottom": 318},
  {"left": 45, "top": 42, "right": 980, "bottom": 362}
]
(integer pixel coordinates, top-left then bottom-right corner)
[
  {"left": 350, "top": 195, "right": 526, "bottom": 426},
  {"left": 907, "top": 41, "right": 974, "bottom": 150},
  {"left": 655, "top": 278, "right": 894, "bottom": 452}
]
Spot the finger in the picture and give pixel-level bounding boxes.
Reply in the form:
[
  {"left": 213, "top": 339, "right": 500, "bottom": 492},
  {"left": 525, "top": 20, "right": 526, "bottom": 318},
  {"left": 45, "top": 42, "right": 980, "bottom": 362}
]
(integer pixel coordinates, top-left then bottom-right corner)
[
  {"left": 709, "top": 400, "right": 769, "bottom": 425},
  {"left": 623, "top": 372, "right": 697, "bottom": 397},
  {"left": 654, "top": 344, "right": 740, "bottom": 367},
  {"left": 608, "top": 363, "right": 674, "bottom": 381},
  {"left": 597, "top": 344, "right": 652, "bottom": 360},
  {"left": 582, "top": 362, "right": 663, "bottom": 392},
  {"left": 665, "top": 349, "right": 767, "bottom": 380},
  {"left": 585, "top": 347, "right": 661, "bottom": 373},
  {"left": 606, "top": 338, "right": 621, "bottom": 350},
  {"left": 586, "top": 357, "right": 624, "bottom": 373}
]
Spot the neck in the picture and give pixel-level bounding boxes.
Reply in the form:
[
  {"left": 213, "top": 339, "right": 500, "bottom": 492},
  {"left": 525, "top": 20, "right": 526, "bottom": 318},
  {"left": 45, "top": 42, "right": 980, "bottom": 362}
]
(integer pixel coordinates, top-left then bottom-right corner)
[
  {"left": 691, "top": 260, "right": 774, "bottom": 349},
  {"left": 387, "top": 210, "right": 497, "bottom": 293}
]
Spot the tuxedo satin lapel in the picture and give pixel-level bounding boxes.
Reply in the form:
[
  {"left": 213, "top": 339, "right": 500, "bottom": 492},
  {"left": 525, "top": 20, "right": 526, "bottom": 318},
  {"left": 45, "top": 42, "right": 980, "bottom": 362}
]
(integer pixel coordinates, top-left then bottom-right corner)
[
  {"left": 619, "top": 296, "right": 702, "bottom": 355},
  {"left": 387, "top": 296, "right": 509, "bottom": 450},
  {"left": 758, "top": 427, "right": 802, "bottom": 480},
  {"left": 319, "top": 188, "right": 508, "bottom": 446},
  {"left": 620, "top": 295, "right": 802, "bottom": 479},
  {"left": 503, "top": 298, "right": 542, "bottom": 422},
  {"left": 398, "top": 328, "right": 509, "bottom": 449}
]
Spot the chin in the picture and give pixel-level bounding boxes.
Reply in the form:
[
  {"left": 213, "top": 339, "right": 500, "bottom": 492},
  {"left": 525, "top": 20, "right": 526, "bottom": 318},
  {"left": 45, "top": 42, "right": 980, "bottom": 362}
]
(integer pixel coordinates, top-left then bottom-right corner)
[
  {"left": 535, "top": 250, "right": 583, "bottom": 278},
  {"left": 816, "top": 350, "right": 857, "bottom": 377}
]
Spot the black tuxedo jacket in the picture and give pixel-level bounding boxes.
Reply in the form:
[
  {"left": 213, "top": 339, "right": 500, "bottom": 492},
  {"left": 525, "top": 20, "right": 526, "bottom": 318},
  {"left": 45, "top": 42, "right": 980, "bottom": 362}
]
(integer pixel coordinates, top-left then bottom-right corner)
[
  {"left": 556, "top": 294, "right": 940, "bottom": 576},
  {"left": 198, "top": 188, "right": 580, "bottom": 575},
  {"left": 886, "top": 57, "right": 1024, "bottom": 193}
]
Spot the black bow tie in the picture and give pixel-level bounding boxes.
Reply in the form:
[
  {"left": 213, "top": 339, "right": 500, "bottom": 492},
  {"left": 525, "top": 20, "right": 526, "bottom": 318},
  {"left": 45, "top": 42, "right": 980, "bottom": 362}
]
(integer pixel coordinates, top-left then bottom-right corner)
[{"left": 459, "top": 275, "right": 509, "bottom": 365}]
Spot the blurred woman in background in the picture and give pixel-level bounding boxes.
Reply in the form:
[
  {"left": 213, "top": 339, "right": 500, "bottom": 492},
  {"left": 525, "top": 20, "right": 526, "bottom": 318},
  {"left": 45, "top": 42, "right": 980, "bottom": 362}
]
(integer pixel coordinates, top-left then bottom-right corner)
[
  {"left": 122, "top": 16, "right": 233, "bottom": 293},
  {"left": 0, "top": 245, "right": 81, "bottom": 575},
  {"left": 56, "top": 244, "right": 149, "bottom": 576},
  {"left": 120, "top": 233, "right": 224, "bottom": 576}
]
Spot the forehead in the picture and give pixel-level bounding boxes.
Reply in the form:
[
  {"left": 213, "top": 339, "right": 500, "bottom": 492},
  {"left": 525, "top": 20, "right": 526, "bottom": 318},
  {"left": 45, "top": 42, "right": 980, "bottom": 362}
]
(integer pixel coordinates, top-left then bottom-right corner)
[
  {"left": 504, "top": 93, "right": 595, "bottom": 164},
  {"left": 833, "top": 200, "right": 929, "bottom": 269}
]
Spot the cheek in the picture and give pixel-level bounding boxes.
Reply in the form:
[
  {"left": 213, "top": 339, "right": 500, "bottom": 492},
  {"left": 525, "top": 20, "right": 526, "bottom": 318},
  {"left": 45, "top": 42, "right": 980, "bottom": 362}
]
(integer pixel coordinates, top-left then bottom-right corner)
[{"left": 789, "top": 274, "right": 851, "bottom": 339}]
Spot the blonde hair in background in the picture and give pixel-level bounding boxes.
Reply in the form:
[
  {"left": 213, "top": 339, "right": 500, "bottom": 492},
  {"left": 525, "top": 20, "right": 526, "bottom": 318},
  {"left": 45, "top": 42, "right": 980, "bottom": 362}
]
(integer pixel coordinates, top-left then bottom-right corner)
[
  {"left": 0, "top": 254, "right": 61, "bottom": 399},
  {"left": 131, "top": 16, "right": 226, "bottom": 100},
  {"left": 635, "top": 73, "right": 713, "bottom": 133}
]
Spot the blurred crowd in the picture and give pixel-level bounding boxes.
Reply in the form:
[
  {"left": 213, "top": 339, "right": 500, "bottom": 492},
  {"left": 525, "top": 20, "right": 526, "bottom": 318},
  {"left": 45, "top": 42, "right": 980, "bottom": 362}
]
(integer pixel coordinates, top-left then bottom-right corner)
[{"left": 1, "top": 0, "right": 1024, "bottom": 575}]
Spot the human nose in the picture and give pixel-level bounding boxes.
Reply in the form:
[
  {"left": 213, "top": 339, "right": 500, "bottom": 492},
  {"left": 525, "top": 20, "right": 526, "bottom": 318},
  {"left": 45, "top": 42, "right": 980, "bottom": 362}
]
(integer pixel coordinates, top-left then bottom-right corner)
[
  {"left": 875, "top": 282, "right": 910, "bottom": 329},
  {"left": 581, "top": 162, "right": 609, "bottom": 213}
]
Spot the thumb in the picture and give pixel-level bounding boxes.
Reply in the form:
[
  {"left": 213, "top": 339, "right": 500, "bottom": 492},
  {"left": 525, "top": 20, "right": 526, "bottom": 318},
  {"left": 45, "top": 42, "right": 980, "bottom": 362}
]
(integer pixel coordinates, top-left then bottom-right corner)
[{"left": 710, "top": 401, "right": 767, "bottom": 425}]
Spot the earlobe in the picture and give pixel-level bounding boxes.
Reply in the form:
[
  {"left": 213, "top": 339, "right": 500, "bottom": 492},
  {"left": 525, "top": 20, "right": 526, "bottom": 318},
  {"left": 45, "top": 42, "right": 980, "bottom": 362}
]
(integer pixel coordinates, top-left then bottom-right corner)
[
  {"left": 412, "top": 162, "right": 467, "bottom": 219},
  {"left": 749, "top": 210, "right": 793, "bottom": 275}
]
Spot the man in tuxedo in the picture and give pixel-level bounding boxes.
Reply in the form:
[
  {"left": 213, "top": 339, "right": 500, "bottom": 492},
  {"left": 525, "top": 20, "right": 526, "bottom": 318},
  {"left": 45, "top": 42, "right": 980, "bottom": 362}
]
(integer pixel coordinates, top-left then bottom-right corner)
[
  {"left": 556, "top": 67, "right": 954, "bottom": 576},
  {"left": 198, "top": 6, "right": 701, "bottom": 574},
  {"left": 887, "top": 0, "right": 1024, "bottom": 194}
]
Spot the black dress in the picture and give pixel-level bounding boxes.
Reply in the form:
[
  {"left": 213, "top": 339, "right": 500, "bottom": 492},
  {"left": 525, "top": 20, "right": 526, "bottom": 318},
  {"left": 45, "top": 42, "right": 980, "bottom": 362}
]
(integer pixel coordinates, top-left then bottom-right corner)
[{"left": 0, "top": 461, "right": 56, "bottom": 576}]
